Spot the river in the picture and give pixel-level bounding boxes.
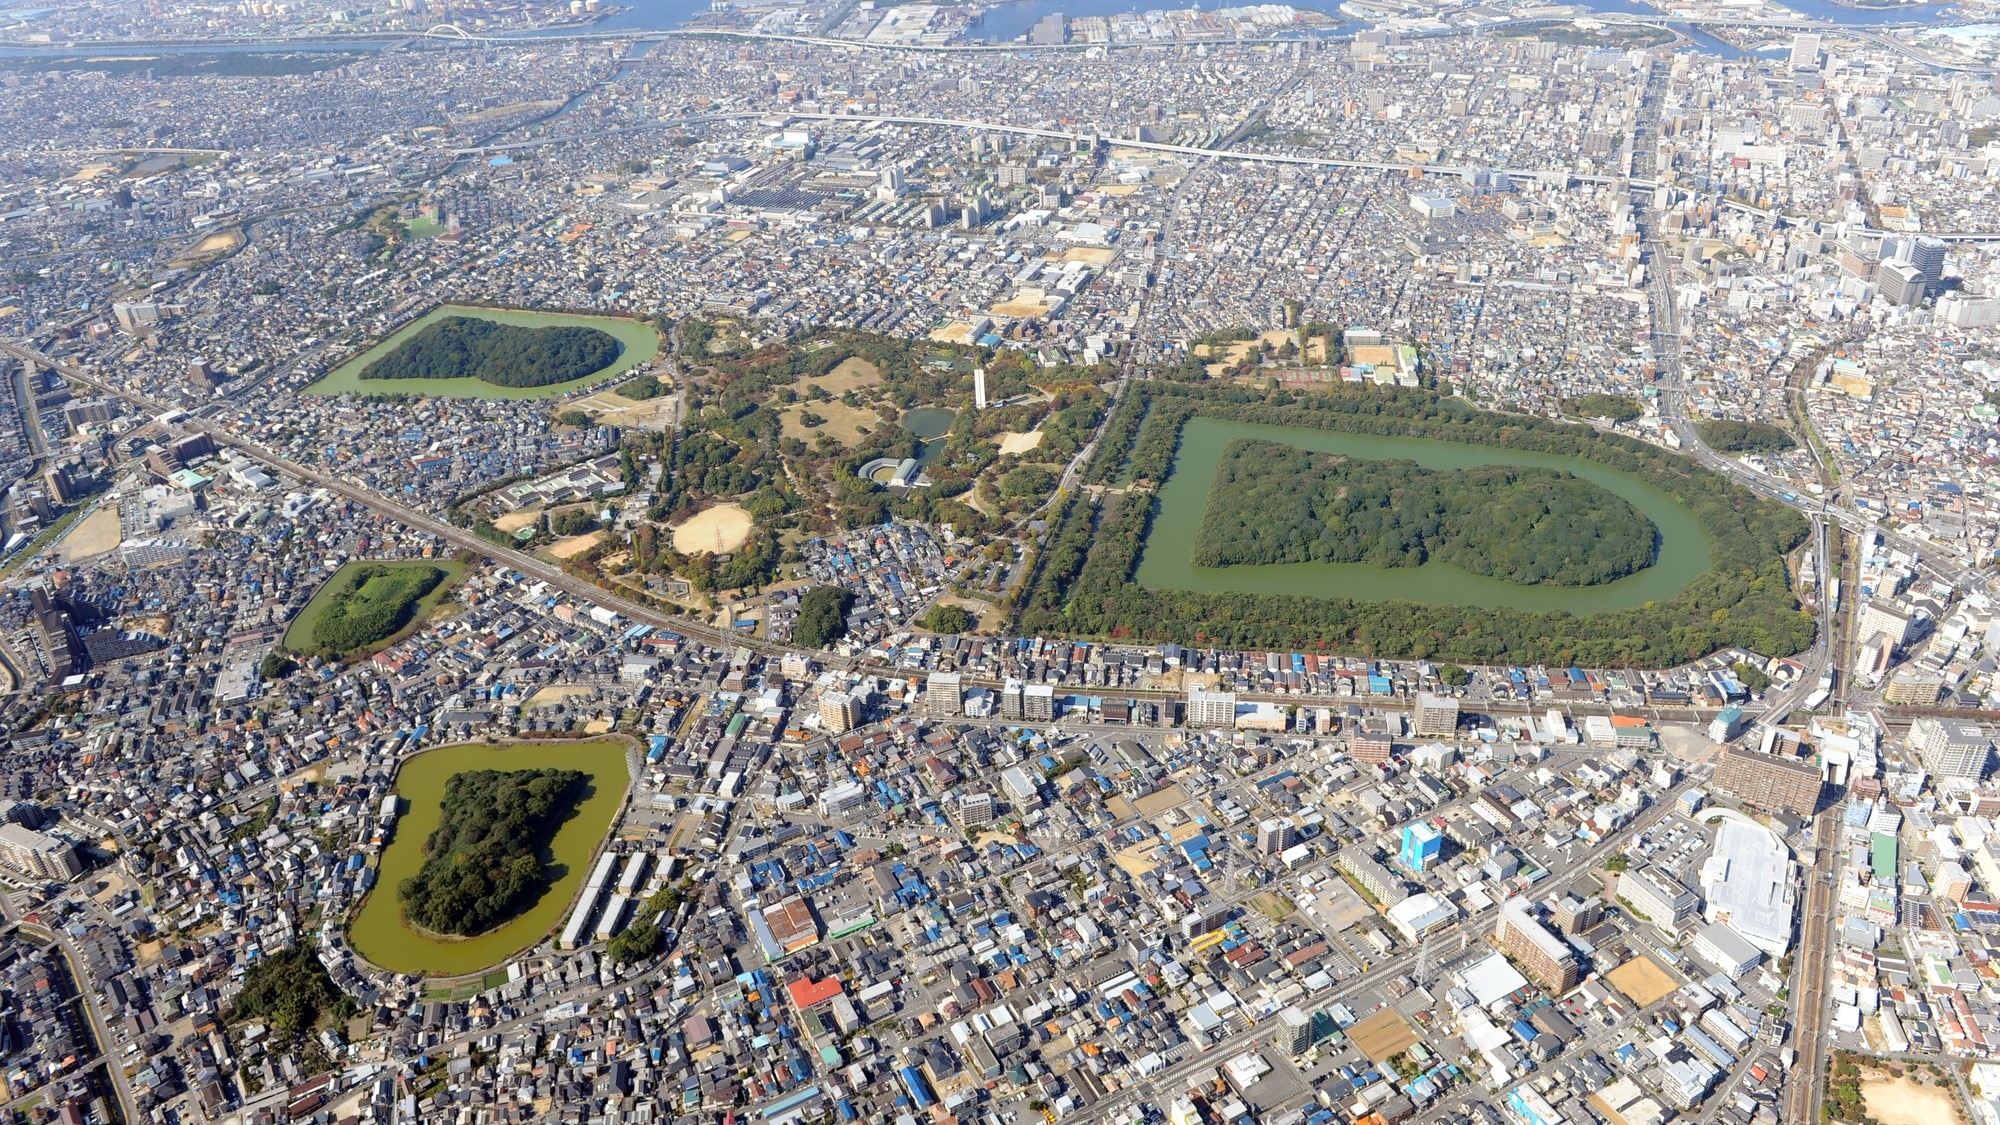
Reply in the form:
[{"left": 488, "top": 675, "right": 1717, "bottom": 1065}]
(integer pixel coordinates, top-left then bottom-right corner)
[
  {"left": 348, "top": 738, "right": 633, "bottom": 977},
  {"left": 1134, "top": 417, "right": 1715, "bottom": 614},
  {"left": 0, "top": 0, "right": 1963, "bottom": 53}
]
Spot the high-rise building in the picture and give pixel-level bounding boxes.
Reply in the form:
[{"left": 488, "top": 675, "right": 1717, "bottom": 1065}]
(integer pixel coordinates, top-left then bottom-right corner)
[
  {"left": 1551, "top": 894, "right": 1605, "bottom": 935},
  {"left": 1495, "top": 897, "right": 1580, "bottom": 992},
  {"left": 1883, "top": 671, "right": 1944, "bottom": 706},
  {"left": 1000, "top": 678, "right": 1024, "bottom": 720},
  {"left": 1186, "top": 686, "right": 1237, "bottom": 728},
  {"left": 1337, "top": 846, "right": 1409, "bottom": 907},
  {"left": 925, "top": 671, "right": 963, "bottom": 718},
  {"left": 1619, "top": 865, "right": 1700, "bottom": 929},
  {"left": 42, "top": 464, "right": 81, "bottom": 505},
  {"left": 1877, "top": 260, "right": 1925, "bottom": 307},
  {"left": 1276, "top": 1006, "right": 1313, "bottom": 1054},
  {"left": 1399, "top": 821, "right": 1442, "bottom": 873},
  {"left": 1412, "top": 692, "right": 1459, "bottom": 738},
  {"left": 1789, "top": 32, "right": 1821, "bottom": 70},
  {"left": 1911, "top": 717, "right": 1990, "bottom": 781},
  {"left": 819, "top": 690, "right": 862, "bottom": 734},
  {"left": 1022, "top": 683, "right": 1055, "bottom": 721},
  {"left": 1712, "top": 745, "right": 1822, "bottom": 817},
  {"left": 1257, "top": 818, "right": 1296, "bottom": 854},
  {"left": 1910, "top": 235, "right": 1947, "bottom": 281},
  {"left": 0, "top": 824, "right": 80, "bottom": 881},
  {"left": 1858, "top": 598, "right": 1916, "bottom": 649}
]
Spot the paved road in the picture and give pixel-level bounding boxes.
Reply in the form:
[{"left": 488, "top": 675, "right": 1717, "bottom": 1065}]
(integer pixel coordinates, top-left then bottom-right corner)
[{"left": 11, "top": 919, "right": 141, "bottom": 1125}]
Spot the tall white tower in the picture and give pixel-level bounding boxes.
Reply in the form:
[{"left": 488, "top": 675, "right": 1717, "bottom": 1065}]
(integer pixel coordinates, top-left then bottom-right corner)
[{"left": 973, "top": 366, "right": 987, "bottom": 410}]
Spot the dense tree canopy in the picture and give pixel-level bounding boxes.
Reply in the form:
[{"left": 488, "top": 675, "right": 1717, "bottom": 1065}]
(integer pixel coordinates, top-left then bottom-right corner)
[
  {"left": 303, "top": 564, "right": 445, "bottom": 659},
  {"left": 920, "top": 604, "right": 974, "bottom": 634},
  {"left": 1700, "top": 419, "right": 1797, "bottom": 454},
  {"left": 230, "top": 945, "right": 354, "bottom": 1046},
  {"left": 793, "top": 586, "right": 854, "bottom": 649},
  {"left": 398, "top": 769, "right": 587, "bottom": 936},
  {"left": 362, "top": 317, "right": 622, "bottom": 388},
  {"left": 1019, "top": 383, "right": 1814, "bottom": 667},
  {"left": 1567, "top": 393, "right": 1644, "bottom": 423},
  {"left": 1193, "top": 440, "right": 1658, "bottom": 586}
]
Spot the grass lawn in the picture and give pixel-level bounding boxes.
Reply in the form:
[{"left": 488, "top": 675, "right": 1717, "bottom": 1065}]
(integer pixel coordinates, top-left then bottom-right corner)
[
  {"left": 284, "top": 558, "right": 466, "bottom": 660},
  {"left": 310, "top": 306, "right": 660, "bottom": 400}
]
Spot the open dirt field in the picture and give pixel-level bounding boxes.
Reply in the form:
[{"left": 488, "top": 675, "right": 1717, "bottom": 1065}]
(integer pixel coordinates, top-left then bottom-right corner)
[
  {"left": 548, "top": 531, "right": 604, "bottom": 559},
  {"left": 996, "top": 430, "right": 1045, "bottom": 455},
  {"left": 1061, "top": 246, "right": 1119, "bottom": 265},
  {"left": 1606, "top": 955, "right": 1680, "bottom": 1008},
  {"left": 493, "top": 508, "right": 542, "bottom": 533},
  {"left": 573, "top": 384, "right": 675, "bottom": 428},
  {"left": 672, "top": 504, "right": 754, "bottom": 555},
  {"left": 1112, "top": 843, "right": 1159, "bottom": 877},
  {"left": 192, "top": 230, "right": 243, "bottom": 255},
  {"left": 781, "top": 401, "right": 877, "bottom": 445},
  {"left": 807, "top": 356, "right": 881, "bottom": 395},
  {"left": 523, "top": 685, "right": 598, "bottom": 711},
  {"left": 1349, "top": 1009, "right": 1421, "bottom": 1064},
  {"left": 57, "top": 506, "right": 122, "bottom": 562},
  {"left": 991, "top": 288, "right": 1061, "bottom": 319},
  {"left": 930, "top": 323, "right": 980, "bottom": 345},
  {"left": 1861, "top": 1075, "right": 1964, "bottom": 1125},
  {"left": 1197, "top": 330, "right": 1299, "bottom": 377}
]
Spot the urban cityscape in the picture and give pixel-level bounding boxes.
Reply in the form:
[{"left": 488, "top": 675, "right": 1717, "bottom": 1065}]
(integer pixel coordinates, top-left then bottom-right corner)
[{"left": 7, "top": 1, "right": 2000, "bottom": 1125}]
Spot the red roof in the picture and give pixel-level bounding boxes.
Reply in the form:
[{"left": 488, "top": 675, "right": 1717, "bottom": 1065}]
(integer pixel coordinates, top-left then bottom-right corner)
[{"left": 786, "top": 975, "right": 844, "bottom": 1010}]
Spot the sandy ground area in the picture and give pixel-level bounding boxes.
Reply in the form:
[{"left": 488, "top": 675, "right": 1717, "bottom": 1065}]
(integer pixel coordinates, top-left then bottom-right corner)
[
  {"left": 1659, "top": 724, "right": 1722, "bottom": 764},
  {"left": 991, "top": 288, "right": 1060, "bottom": 318},
  {"left": 548, "top": 531, "right": 604, "bottom": 559},
  {"left": 493, "top": 508, "right": 542, "bottom": 533},
  {"left": 1861, "top": 1075, "right": 1964, "bottom": 1125},
  {"left": 1349, "top": 1009, "right": 1421, "bottom": 1064},
  {"left": 807, "top": 357, "right": 881, "bottom": 395},
  {"left": 1606, "top": 955, "right": 1679, "bottom": 1007},
  {"left": 573, "top": 383, "right": 676, "bottom": 427},
  {"left": 192, "top": 230, "right": 242, "bottom": 254},
  {"left": 524, "top": 685, "right": 597, "bottom": 711},
  {"left": 1198, "top": 330, "right": 1299, "bottom": 377},
  {"left": 996, "top": 430, "right": 1045, "bottom": 455},
  {"left": 672, "top": 504, "right": 753, "bottom": 554},
  {"left": 57, "top": 506, "right": 122, "bottom": 562},
  {"left": 781, "top": 401, "right": 877, "bottom": 445},
  {"left": 1061, "top": 247, "right": 1119, "bottom": 265}
]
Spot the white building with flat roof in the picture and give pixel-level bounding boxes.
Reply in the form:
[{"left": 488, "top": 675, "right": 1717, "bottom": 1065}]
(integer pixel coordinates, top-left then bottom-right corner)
[
  {"left": 1690, "top": 921, "right": 1764, "bottom": 979},
  {"left": 1699, "top": 818, "right": 1796, "bottom": 956}
]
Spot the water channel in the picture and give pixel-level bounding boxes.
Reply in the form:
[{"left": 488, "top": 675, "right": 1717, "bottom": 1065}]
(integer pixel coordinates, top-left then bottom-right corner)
[
  {"left": 1134, "top": 417, "right": 1716, "bottom": 613},
  {"left": 348, "top": 739, "right": 633, "bottom": 977}
]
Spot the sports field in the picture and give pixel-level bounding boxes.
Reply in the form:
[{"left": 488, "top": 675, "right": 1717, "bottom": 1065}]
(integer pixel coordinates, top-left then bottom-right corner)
[
  {"left": 1606, "top": 955, "right": 1679, "bottom": 1008},
  {"left": 310, "top": 305, "right": 660, "bottom": 399}
]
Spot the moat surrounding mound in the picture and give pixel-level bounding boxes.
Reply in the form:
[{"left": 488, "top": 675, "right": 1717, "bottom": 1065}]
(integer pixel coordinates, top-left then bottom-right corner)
[
  {"left": 397, "top": 767, "right": 587, "bottom": 937},
  {"left": 360, "top": 315, "right": 621, "bottom": 388},
  {"left": 1192, "top": 439, "right": 1659, "bottom": 586}
]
